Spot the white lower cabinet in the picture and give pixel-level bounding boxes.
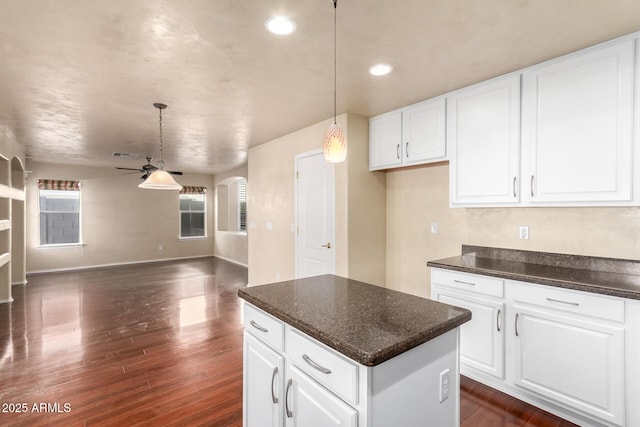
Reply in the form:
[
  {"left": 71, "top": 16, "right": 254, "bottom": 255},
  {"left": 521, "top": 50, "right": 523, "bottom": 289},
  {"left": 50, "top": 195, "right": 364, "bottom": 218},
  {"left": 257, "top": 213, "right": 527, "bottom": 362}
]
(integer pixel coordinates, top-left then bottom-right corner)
[
  {"left": 431, "top": 267, "right": 637, "bottom": 427},
  {"left": 244, "top": 332, "right": 284, "bottom": 427},
  {"left": 431, "top": 270, "right": 505, "bottom": 380},
  {"left": 243, "top": 302, "right": 462, "bottom": 427},
  {"left": 511, "top": 282, "right": 625, "bottom": 426},
  {"left": 285, "top": 364, "right": 358, "bottom": 427}
]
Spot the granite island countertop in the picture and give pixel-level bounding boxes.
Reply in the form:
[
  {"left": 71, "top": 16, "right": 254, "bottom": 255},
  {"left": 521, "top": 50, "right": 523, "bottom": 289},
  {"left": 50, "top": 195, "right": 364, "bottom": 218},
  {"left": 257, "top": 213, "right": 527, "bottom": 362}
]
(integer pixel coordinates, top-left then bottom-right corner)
[
  {"left": 238, "top": 274, "right": 471, "bottom": 366},
  {"left": 427, "top": 245, "right": 640, "bottom": 300}
]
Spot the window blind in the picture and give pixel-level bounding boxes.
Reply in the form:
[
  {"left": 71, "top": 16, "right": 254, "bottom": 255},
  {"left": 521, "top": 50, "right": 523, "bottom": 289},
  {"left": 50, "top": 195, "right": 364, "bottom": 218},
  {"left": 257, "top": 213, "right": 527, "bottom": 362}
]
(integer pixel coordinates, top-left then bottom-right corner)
[
  {"left": 37, "top": 179, "right": 80, "bottom": 191},
  {"left": 180, "top": 186, "right": 207, "bottom": 194}
]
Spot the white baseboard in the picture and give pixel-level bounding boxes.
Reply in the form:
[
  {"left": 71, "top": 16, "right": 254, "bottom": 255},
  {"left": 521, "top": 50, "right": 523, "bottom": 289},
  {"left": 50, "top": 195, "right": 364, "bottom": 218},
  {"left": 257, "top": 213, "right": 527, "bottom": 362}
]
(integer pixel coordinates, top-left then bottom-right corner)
[{"left": 26, "top": 254, "right": 214, "bottom": 276}]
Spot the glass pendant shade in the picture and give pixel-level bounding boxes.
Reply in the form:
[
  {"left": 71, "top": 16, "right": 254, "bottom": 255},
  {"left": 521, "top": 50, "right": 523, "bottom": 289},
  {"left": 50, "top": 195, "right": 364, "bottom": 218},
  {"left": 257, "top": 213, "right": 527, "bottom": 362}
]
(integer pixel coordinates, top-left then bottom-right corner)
[
  {"left": 138, "top": 170, "right": 182, "bottom": 190},
  {"left": 322, "top": 123, "right": 347, "bottom": 162}
]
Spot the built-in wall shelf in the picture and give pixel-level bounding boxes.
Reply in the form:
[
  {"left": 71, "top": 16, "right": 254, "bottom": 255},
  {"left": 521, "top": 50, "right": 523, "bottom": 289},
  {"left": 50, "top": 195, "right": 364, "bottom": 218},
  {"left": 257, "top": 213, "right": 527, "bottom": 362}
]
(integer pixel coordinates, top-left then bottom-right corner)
[
  {"left": 0, "top": 153, "right": 28, "bottom": 303},
  {"left": 10, "top": 188, "right": 25, "bottom": 201},
  {"left": 0, "top": 252, "right": 10, "bottom": 268},
  {"left": 0, "top": 184, "right": 11, "bottom": 199}
]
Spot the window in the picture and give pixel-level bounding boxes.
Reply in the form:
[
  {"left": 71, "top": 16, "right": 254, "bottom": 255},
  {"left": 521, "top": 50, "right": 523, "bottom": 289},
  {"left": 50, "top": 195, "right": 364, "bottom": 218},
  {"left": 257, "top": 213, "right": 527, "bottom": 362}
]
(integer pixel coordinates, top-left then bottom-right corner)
[
  {"left": 38, "top": 180, "right": 81, "bottom": 246},
  {"left": 180, "top": 186, "right": 207, "bottom": 238},
  {"left": 216, "top": 177, "right": 247, "bottom": 234},
  {"left": 238, "top": 179, "right": 247, "bottom": 232}
]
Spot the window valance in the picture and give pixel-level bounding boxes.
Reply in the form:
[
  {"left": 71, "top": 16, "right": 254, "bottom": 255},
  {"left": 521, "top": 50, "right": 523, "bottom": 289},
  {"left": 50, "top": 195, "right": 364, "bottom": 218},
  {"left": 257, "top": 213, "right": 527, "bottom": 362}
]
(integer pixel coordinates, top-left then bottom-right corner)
[
  {"left": 37, "top": 179, "right": 80, "bottom": 191},
  {"left": 180, "top": 186, "right": 207, "bottom": 194}
]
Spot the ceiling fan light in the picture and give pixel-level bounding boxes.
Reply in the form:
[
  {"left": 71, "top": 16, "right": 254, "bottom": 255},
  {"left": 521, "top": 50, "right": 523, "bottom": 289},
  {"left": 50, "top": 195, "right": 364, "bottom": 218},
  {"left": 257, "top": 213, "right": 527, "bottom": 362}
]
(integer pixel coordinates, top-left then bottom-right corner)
[
  {"left": 322, "top": 123, "right": 347, "bottom": 163},
  {"left": 138, "top": 170, "right": 182, "bottom": 190}
]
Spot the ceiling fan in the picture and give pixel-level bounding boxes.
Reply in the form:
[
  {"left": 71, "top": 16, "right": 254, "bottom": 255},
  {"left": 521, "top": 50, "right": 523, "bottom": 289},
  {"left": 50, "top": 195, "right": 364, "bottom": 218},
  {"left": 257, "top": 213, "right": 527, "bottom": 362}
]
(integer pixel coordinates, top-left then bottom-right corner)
[{"left": 116, "top": 156, "right": 183, "bottom": 180}]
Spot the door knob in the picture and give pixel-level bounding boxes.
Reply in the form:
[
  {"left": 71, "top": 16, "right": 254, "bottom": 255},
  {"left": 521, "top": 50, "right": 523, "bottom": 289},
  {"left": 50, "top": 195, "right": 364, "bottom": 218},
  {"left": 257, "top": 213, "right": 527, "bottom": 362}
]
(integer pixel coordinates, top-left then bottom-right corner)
[{"left": 321, "top": 243, "right": 331, "bottom": 249}]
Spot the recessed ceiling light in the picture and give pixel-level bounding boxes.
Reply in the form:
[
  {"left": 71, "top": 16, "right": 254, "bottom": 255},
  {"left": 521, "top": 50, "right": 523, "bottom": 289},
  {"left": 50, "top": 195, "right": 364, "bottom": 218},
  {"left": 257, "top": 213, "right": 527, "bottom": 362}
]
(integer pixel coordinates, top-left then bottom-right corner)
[
  {"left": 266, "top": 15, "right": 296, "bottom": 35},
  {"left": 369, "top": 63, "right": 394, "bottom": 76}
]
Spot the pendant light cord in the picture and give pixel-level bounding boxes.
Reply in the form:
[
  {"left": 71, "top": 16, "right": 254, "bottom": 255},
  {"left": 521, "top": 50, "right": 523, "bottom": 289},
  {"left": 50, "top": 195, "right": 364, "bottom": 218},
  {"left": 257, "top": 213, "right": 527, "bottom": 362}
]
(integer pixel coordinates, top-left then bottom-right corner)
[{"left": 333, "top": 0, "right": 337, "bottom": 125}]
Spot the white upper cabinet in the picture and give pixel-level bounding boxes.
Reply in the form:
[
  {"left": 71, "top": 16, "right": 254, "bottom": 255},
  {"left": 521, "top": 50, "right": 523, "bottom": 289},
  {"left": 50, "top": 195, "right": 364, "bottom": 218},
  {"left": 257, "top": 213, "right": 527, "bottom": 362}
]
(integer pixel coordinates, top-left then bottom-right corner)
[
  {"left": 369, "top": 97, "right": 446, "bottom": 171},
  {"left": 448, "top": 33, "right": 638, "bottom": 207},
  {"left": 369, "top": 110, "right": 402, "bottom": 170},
  {"left": 521, "top": 38, "right": 636, "bottom": 205},
  {"left": 402, "top": 98, "right": 447, "bottom": 166},
  {"left": 448, "top": 75, "right": 521, "bottom": 206}
]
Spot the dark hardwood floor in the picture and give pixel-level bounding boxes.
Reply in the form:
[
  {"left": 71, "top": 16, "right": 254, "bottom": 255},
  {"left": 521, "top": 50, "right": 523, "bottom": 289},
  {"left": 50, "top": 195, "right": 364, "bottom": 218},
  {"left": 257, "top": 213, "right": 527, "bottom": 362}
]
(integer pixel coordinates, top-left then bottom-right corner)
[{"left": 0, "top": 258, "right": 578, "bottom": 426}]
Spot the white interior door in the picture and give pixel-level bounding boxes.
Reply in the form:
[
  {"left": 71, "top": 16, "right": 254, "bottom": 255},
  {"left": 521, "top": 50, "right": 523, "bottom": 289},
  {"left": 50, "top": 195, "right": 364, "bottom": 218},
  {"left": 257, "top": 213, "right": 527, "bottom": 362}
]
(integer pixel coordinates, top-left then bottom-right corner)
[{"left": 295, "top": 150, "right": 335, "bottom": 279}]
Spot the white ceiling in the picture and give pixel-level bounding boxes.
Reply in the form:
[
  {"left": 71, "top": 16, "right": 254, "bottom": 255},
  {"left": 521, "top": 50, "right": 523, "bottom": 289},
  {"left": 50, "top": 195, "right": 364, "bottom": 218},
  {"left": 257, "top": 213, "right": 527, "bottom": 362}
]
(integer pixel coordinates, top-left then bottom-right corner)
[{"left": 1, "top": 0, "right": 639, "bottom": 175}]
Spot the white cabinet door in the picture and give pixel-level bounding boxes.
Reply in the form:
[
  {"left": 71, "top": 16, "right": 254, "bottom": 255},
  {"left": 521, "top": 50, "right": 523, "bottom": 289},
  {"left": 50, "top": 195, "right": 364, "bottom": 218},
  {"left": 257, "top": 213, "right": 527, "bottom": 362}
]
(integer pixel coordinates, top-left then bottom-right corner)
[
  {"left": 244, "top": 332, "right": 284, "bottom": 427},
  {"left": 369, "top": 97, "right": 446, "bottom": 171},
  {"left": 448, "top": 75, "right": 521, "bottom": 206},
  {"left": 402, "top": 98, "right": 446, "bottom": 166},
  {"left": 434, "top": 288, "right": 504, "bottom": 379},
  {"left": 369, "top": 110, "right": 402, "bottom": 170},
  {"left": 521, "top": 38, "right": 635, "bottom": 205},
  {"left": 285, "top": 364, "right": 358, "bottom": 427},
  {"left": 512, "top": 306, "right": 624, "bottom": 426}
]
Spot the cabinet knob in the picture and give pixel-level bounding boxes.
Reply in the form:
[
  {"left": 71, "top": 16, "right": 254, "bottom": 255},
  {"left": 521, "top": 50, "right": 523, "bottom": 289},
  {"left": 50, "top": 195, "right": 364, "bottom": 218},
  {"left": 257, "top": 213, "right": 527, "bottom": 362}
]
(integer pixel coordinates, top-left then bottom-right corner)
[
  {"left": 515, "top": 312, "right": 520, "bottom": 337},
  {"left": 249, "top": 320, "right": 268, "bottom": 333},
  {"left": 396, "top": 143, "right": 400, "bottom": 160},
  {"left": 406, "top": 142, "right": 409, "bottom": 158},
  {"left": 530, "top": 175, "right": 535, "bottom": 197},
  {"left": 321, "top": 243, "right": 331, "bottom": 249},
  {"left": 285, "top": 378, "right": 293, "bottom": 418},
  {"left": 271, "top": 367, "right": 279, "bottom": 404},
  {"left": 302, "top": 353, "right": 332, "bottom": 374}
]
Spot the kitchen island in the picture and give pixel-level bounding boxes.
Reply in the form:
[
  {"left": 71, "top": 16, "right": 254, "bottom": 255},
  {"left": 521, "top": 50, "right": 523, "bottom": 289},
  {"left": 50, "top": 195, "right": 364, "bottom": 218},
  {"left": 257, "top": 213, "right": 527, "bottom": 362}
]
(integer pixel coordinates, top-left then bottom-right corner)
[{"left": 238, "top": 274, "right": 471, "bottom": 427}]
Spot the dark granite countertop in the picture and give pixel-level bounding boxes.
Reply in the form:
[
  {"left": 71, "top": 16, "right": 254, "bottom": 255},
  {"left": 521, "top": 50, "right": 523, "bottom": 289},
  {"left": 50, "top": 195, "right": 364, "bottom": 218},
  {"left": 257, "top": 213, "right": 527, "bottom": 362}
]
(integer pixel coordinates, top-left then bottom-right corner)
[
  {"left": 238, "top": 274, "right": 471, "bottom": 366},
  {"left": 427, "top": 245, "right": 640, "bottom": 300}
]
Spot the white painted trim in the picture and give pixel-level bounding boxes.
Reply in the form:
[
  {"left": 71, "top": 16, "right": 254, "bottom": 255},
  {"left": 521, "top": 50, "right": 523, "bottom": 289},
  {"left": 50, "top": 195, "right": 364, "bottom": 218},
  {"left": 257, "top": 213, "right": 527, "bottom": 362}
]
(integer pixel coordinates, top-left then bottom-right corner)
[
  {"left": 12, "top": 280, "right": 28, "bottom": 286},
  {"left": 0, "top": 298, "right": 14, "bottom": 304},
  {"left": 213, "top": 254, "right": 248, "bottom": 268},
  {"left": 26, "top": 254, "right": 214, "bottom": 275}
]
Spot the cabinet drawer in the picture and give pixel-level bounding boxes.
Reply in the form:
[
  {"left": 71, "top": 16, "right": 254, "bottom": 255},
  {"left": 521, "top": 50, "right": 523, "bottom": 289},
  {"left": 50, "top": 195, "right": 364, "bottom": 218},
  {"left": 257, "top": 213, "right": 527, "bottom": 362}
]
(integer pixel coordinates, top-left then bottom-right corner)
[
  {"left": 432, "top": 269, "right": 504, "bottom": 298},
  {"left": 286, "top": 327, "right": 358, "bottom": 405},
  {"left": 510, "top": 281, "right": 624, "bottom": 323},
  {"left": 244, "top": 303, "right": 284, "bottom": 352}
]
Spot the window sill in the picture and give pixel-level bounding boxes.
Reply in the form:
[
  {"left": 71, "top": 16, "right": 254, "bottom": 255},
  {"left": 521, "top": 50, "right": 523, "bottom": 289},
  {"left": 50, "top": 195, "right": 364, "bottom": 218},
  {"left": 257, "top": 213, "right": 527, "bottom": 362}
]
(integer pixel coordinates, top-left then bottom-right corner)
[
  {"left": 218, "top": 231, "right": 247, "bottom": 236},
  {"left": 179, "top": 236, "right": 208, "bottom": 241},
  {"left": 38, "top": 243, "right": 86, "bottom": 249}
]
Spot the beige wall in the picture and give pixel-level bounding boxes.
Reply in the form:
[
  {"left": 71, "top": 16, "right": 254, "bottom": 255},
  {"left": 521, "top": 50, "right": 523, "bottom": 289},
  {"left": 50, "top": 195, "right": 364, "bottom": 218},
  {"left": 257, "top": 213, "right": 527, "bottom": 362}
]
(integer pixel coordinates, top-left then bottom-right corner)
[
  {"left": 248, "top": 113, "right": 386, "bottom": 287},
  {"left": 386, "top": 162, "right": 640, "bottom": 298},
  {"left": 345, "top": 115, "right": 386, "bottom": 286},
  {"left": 214, "top": 165, "right": 248, "bottom": 266},
  {"left": 26, "top": 161, "right": 215, "bottom": 272}
]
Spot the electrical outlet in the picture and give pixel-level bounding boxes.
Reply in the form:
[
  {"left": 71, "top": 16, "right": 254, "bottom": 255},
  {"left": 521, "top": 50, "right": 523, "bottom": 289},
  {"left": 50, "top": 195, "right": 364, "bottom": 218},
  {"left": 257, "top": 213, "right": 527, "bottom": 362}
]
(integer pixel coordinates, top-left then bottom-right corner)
[
  {"left": 431, "top": 222, "right": 439, "bottom": 234},
  {"left": 519, "top": 226, "right": 529, "bottom": 240},
  {"left": 439, "top": 369, "right": 450, "bottom": 403},
  {"left": 159, "top": 244, "right": 164, "bottom": 251}
]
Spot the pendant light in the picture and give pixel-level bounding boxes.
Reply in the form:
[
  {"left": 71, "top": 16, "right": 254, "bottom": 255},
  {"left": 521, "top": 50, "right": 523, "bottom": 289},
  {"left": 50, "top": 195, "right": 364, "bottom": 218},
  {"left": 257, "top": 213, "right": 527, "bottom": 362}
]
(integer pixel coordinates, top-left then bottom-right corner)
[
  {"left": 322, "top": 0, "right": 347, "bottom": 163},
  {"left": 139, "top": 103, "right": 183, "bottom": 190}
]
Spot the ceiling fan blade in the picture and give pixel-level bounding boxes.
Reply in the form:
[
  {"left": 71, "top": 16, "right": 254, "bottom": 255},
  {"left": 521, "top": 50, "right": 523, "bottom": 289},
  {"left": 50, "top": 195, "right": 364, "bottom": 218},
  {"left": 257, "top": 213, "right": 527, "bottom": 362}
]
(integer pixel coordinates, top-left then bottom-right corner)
[
  {"left": 168, "top": 171, "right": 183, "bottom": 175},
  {"left": 116, "top": 167, "right": 145, "bottom": 172}
]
